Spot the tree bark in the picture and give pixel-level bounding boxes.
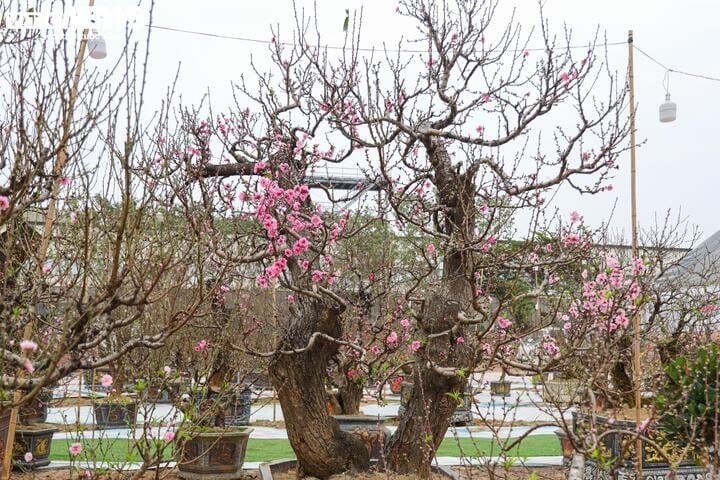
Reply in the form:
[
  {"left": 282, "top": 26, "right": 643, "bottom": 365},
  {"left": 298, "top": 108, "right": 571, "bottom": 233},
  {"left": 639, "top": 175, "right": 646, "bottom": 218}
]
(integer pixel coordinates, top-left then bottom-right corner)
[
  {"left": 269, "top": 302, "right": 370, "bottom": 478},
  {"left": 337, "top": 379, "right": 363, "bottom": 415},
  {"left": 386, "top": 140, "right": 476, "bottom": 476},
  {"left": 385, "top": 294, "right": 469, "bottom": 476}
]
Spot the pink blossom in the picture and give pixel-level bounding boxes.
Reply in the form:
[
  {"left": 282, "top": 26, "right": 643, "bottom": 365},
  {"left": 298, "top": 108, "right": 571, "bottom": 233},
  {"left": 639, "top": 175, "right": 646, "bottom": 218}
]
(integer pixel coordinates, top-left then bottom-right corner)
[
  {"left": 700, "top": 304, "right": 717, "bottom": 315},
  {"left": 475, "top": 125, "right": 485, "bottom": 135},
  {"left": 41, "top": 262, "right": 52, "bottom": 274},
  {"left": 562, "top": 234, "right": 581, "bottom": 247},
  {"left": 560, "top": 72, "right": 570, "bottom": 83},
  {"left": 311, "top": 270, "right": 326, "bottom": 283},
  {"left": 569, "top": 211, "right": 582, "bottom": 223},
  {"left": 479, "top": 203, "right": 490, "bottom": 214},
  {"left": 636, "top": 418, "right": 650, "bottom": 433},
  {"left": 545, "top": 243, "right": 554, "bottom": 253},
  {"left": 631, "top": 257, "right": 644, "bottom": 276},
  {"left": 456, "top": 336, "right": 465, "bottom": 344},
  {"left": 278, "top": 163, "right": 290, "bottom": 173},
  {"left": 370, "top": 345, "right": 381, "bottom": 354},
  {"left": 23, "top": 451, "right": 33, "bottom": 462},
  {"left": 100, "top": 374, "right": 113, "bottom": 388},
  {"left": 23, "top": 358, "right": 34, "bottom": 373},
  {"left": 426, "top": 243, "right": 436, "bottom": 254},
  {"left": 523, "top": 50, "right": 529, "bottom": 58},
  {"left": 287, "top": 294, "right": 295, "bottom": 304},
  {"left": 69, "top": 443, "right": 82, "bottom": 456},
  {"left": 497, "top": 317, "right": 512, "bottom": 329},
  {"left": 195, "top": 339, "right": 208, "bottom": 351},
  {"left": 163, "top": 366, "right": 172, "bottom": 375},
  {"left": 59, "top": 176, "right": 71, "bottom": 186},
  {"left": 400, "top": 318, "right": 411, "bottom": 328},
  {"left": 563, "top": 322, "right": 572, "bottom": 330},
  {"left": 20, "top": 340, "right": 38, "bottom": 352},
  {"left": 0, "top": 196, "right": 10, "bottom": 210},
  {"left": 386, "top": 331, "right": 399, "bottom": 345},
  {"left": 411, "top": 340, "right": 421, "bottom": 351},
  {"left": 164, "top": 430, "right": 176, "bottom": 442}
]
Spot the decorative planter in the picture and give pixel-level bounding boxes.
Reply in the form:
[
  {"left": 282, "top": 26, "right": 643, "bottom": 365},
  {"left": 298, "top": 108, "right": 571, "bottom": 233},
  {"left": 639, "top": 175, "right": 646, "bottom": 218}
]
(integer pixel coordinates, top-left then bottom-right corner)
[
  {"left": 573, "top": 413, "right": 707, "bottom": 480},
  {"left": 553, "top": 429, "right": 573, "bottom": 466},
  {"left": 333, "top": 415, "right": 391, "bottom": 462},
  {"left": 259, "top": 459, "right": 461, "bottom": 480},
  {"left": 177, "top": 428, "right": 253, "bottom": 480},
  {"left": 490, "top": 380, "right": 512, "bottom": 397},
  {"left": 83, "top": 366, "right": 111, "bottom": 393},
  {"left": 194, "top": 388, "right": 252, "bottom": 426},
  {"left": 389, "top": 377, "right": 403, "bottom": 394},
  {"left": 398, "top": 382, "right": 473, "bottom": 425},
  {"left": 241, "top": 369, "right": 272, "bottom": 391},
  {"left": 0, "top": 410, "right": 10, "bottom": 464},
  {"left": 542, "top": 379, "right": 582, "bottom": 405},
  {"left": 13, "top": 425, "right": 57, "bottom": 469},
  {"left": 93, "top": 401, "right": 137, "bottom": 429},
  {"left": 19, "top": 389, "right": 53, "bottom": 424}
]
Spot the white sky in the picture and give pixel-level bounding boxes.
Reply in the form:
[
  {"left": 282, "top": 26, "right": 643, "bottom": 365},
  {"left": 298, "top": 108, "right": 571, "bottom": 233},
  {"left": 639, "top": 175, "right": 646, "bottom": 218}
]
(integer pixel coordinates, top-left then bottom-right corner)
[{"left": 91, "top": 0, "right": 720, "bottom": 245}]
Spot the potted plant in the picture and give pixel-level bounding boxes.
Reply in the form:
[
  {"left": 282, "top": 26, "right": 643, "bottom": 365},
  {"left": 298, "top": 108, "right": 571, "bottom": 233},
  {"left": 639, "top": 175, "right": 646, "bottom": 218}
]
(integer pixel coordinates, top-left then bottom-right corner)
[
  {"left": 490, "top": 370, "right": 512, "bottom": 397},
  {"left": 174, "top": 282, "right": 255, "bottom": 479},
  {"left": 398, "top": 381, "right": 473, "bottom": 425},
  {"left": 91, "top": 362, "right": 137, "bottom": 430},
  {"left": 13, "top": 388, "right": 58, "bottom": 469}
]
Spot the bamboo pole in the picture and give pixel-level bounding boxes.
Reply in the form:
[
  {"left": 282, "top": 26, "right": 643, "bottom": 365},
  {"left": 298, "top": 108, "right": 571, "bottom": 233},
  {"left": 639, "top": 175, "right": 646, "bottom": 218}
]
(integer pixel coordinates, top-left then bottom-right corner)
[
  {"left": 0, "top": 4, "right": 95, "bottom": 477},
  {"left": 628, "top": 29, "right": 644, "bottom": 480}
]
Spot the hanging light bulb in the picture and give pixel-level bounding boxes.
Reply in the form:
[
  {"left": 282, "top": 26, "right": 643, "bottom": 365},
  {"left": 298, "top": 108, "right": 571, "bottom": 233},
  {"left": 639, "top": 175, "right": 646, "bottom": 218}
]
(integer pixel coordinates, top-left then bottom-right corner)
[
  {"left": 659, "top": 93, "right": 677, "bottom": 123},
  {"left": 87, "top": 29, "right": 107, "bottom": 59},
  {"left": 659, "top": 71, "right": 676, "bottom": 123}
]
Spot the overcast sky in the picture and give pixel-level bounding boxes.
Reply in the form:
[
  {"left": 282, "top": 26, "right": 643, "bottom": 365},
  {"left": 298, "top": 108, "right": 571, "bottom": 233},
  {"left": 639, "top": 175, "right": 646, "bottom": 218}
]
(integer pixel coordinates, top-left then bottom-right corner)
[{"left": 93, "top": 0, "right": 720, "bottom": 246}]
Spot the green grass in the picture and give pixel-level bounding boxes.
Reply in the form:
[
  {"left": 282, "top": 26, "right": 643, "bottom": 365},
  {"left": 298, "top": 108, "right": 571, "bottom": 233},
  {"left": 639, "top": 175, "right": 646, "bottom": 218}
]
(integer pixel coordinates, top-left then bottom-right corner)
[{"left": 50, "top": 435, "right": 560, "bottom": 463}]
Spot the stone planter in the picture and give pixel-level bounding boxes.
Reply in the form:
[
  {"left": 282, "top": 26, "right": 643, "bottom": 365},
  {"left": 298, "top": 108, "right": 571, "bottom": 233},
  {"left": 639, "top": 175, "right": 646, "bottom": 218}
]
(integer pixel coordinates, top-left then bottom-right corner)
[
  {"left": 553, "top": 429, "right": 573, "bottom": 466},
  {"left": 0, "top": 410, "right": 10, "bottom": 464},
  {"left": 573, "top": 413, "right": 707, "bottom": 480},
  {"left": 259, "top": 459, "right": 460, "bottom": 479},
  {"left": 177, "top": 428, "right": 253, "bottom": 480},
  {"left": 194, "top": 388, "right": 252, "bottom": 426},
  {"left": 83, "top": 366, "right": 111, "bottom": 393},
  {"left": 398, "top": 382, "right": 473, "bottom": 425},
  {"left": 13, "top": 424, "right": 57, "bottom": 469},
  {"left": 19, "top": 389, "right": 52, "bottom": 424},
  {"left": 490, "top": 380, "right": 512, "bottom": 397},
  {"left": 542, "top": 379, "right": 582, "bottom": 405},
  {"left": 93, "top": 401, "right": 137, "bottom": 429},
  {"left": 333, "top": 415, "right": 391, "bottom": 463}
]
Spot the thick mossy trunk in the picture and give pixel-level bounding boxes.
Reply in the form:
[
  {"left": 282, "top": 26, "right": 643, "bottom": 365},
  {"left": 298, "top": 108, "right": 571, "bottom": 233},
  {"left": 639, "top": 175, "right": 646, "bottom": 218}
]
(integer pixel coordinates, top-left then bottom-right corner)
[{"left": 269, "top": 302, "right": 369, "bottom": 478}]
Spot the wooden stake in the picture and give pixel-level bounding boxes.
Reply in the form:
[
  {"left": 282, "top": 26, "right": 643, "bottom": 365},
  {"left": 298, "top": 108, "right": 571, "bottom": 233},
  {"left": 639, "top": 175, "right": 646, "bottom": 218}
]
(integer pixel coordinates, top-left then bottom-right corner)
[{"left": 628, "top": 29, "right": 644, "bottom": 480}]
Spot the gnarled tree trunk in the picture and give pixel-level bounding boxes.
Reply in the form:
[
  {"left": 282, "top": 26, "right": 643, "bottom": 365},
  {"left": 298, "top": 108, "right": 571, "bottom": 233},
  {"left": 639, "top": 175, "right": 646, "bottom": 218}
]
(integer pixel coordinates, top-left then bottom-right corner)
[
  {"left": 385, "top": 293, "right": 470, "bottom": 476},
  {"left": 269, "top": 301, "right": 370, "bottom": 478},
  {"left": 336, "top": 379, "right": 363, "bottom": 415},
  {"left": 386, "top": 140, "right": 476, "bottom": 477}
]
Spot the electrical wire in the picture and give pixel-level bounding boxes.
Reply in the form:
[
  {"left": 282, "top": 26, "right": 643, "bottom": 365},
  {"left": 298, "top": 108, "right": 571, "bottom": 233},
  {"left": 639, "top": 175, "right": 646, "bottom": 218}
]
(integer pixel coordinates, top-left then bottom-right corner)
[
  {"left": 147, "top": 23, "right": 624, "bottom": 54},
  {"left": 146, "top": 23, "right": 720, "bottom": 84},
  {"left": 633, "top": 44, "right": 720, "bottom": 83}
]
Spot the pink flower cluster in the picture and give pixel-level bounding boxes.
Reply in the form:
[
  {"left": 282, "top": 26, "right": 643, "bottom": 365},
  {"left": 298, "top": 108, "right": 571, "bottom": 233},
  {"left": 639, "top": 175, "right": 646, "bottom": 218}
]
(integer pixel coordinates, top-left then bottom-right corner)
[{"left": 566, "top": 256, "right": 643, "bottom": 332}]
